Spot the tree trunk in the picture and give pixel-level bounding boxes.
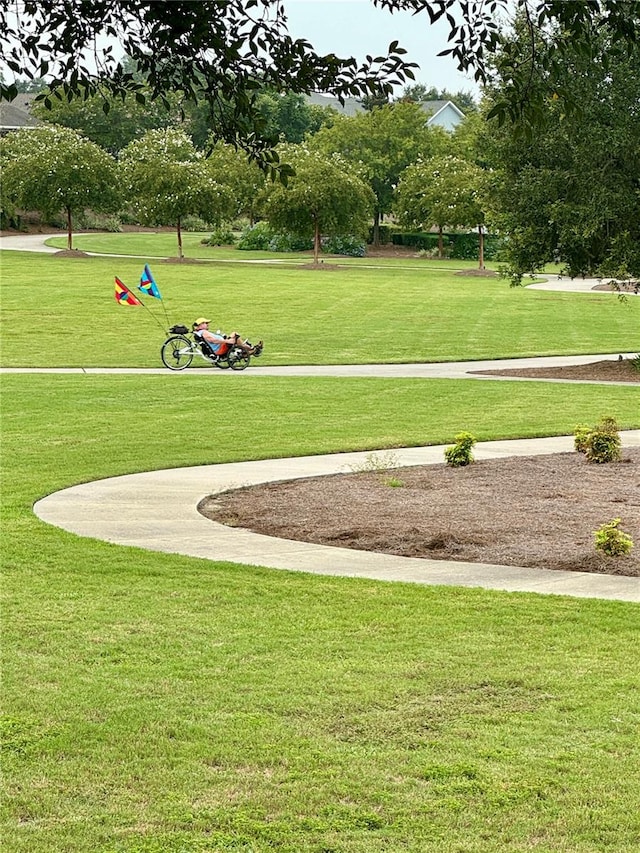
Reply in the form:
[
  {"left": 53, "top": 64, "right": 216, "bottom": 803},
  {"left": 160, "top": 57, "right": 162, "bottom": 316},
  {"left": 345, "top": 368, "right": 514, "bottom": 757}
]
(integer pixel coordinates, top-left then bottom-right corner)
[
  {"left": 438, "top": 225, "right": 444, "bottom": 259},
  {"left": 478, "top": 224, "right": 485, "bottom": 270},
  {"left": 372, "top": 209, "right": 381, "bottom": 247},
  {"left": 66, "top": 207, "right": 73, "bottom": 251},
  {"left": 177, "top": 217, "right": 184, "bottom": 259},
  {"left": 313, "top": 219, "right": 321, "bottom": 265}
]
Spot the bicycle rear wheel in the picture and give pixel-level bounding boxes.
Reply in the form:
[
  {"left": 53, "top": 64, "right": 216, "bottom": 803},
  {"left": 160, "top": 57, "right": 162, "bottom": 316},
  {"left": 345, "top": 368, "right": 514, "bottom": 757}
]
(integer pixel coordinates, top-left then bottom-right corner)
[{"left": 161, "top": 336, "right": 193, "bottom": 370}]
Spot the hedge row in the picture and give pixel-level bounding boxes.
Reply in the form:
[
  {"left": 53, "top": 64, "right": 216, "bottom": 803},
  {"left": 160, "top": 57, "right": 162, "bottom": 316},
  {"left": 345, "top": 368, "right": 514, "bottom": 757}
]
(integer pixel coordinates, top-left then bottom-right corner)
[{"left": 390, "top": 230, "right": 504, "bottom": 260}]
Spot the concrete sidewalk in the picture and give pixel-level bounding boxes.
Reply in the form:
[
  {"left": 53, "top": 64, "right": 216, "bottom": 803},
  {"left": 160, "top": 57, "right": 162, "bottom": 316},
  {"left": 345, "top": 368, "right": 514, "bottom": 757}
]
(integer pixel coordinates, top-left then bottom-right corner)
[
  {"left": 2, "top": 352, "right": 638, "bottom": 382},
  {"left": 34, "top": 432, "right": 640, "bottom": 602}
]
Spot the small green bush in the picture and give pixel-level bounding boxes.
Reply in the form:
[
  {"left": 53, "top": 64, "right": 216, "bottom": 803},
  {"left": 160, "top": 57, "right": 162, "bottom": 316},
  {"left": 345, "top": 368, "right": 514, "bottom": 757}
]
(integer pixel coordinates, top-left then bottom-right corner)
[
  {"left": 181, "top": 215, "right": 212, "bottom": 232},
  {"left": 444, "top": 431, "right": 476, "bottom": 467},
  {"left": 630, "top": 354, "right": 640, "bottom": 373},
  {"left": 201, "top": 224, "right": 236, "bottom": 246},
  {"left": 574, "top": 416, "right": 622, "bottom": 463},
  {"left": 573, "top": 424, "right": 591, "bottom": 454},
  {"left": 594, "top": 518, "right": 634, "bottom": 557},
  {"left": 269, "top": 232, "right": 313, "bottom": 252},
  {"left": 322, "top": 235, "right": 366, "bottom": 257},
  {"left": 367, "top": 224, "right": 401, "bottom": 245},
  {"left": 585, "top": 416, "right": 622, "bottom": 464},
  {"left": 237, "top": 221, "right": 274, "bottom": 250},
  {"left": 391, "top": 231, "right": 504, "bottom": 260}
]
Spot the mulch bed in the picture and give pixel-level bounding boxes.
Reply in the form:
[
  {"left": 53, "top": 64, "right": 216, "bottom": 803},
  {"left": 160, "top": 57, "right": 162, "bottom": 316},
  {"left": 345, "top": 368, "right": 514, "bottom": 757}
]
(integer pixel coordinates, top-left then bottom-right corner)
[
  {"left": 200, "top": 448, "right": 640, "bottom": 577},
  {"left": 471, "top": 358, "right": 640, "bottom": 383}
]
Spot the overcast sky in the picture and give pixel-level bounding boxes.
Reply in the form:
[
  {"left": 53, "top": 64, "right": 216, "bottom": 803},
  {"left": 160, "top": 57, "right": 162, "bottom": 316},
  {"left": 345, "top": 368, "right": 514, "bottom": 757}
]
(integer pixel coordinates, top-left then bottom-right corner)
[{"left": 282, "top": 0, "right": 481, "bottom": 97}]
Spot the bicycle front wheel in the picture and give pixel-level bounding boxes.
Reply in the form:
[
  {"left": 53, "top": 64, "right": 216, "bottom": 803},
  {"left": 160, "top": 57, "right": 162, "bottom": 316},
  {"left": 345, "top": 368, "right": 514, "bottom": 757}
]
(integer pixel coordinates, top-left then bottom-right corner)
[{"left": 161, "top": 336, "right": 193, "bottom": 371}]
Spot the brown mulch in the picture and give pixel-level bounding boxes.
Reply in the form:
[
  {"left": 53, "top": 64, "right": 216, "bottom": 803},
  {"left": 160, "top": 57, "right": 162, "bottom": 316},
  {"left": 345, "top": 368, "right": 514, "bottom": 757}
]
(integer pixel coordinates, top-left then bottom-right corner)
[
  {"left": 200, "top": 448, "right": 640, "bottom": 577},
  {"left": 454, "top": 268, "right": 499, "bottom": 277},
  {"left": 471, "top": 358, "right": 640, "bottom": 383},
  {"left": 592, "top": 281, "right": 639, "bottom": 293},
  {"left": 53, "top": 249, "right": 91, "bottom": 258},
  {"left": 200, "top": 359, "right": 639, "bottom": 578}
]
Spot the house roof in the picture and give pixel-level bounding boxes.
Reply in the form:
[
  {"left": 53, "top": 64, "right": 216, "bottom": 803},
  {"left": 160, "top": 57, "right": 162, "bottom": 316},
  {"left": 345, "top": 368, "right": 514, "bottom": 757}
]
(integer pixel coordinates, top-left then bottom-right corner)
[
  {"left": 306, "top": 92, "right": 364, "bottom": 116},
  {"left": 0, "top": 98, "right": 42, "bottom": 131},
  {"left": 419, "top": 100, "right": 466, "bottom": 121},
  {"left": 305, "top": 94, "right": 464, "bottom": 128}
]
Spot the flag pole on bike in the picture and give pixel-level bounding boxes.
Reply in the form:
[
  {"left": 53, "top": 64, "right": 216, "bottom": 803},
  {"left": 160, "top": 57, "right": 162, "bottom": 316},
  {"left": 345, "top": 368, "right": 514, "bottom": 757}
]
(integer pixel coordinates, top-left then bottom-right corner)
[
  {"left": 114, "top": 276, "right": 166, "bottom": 332},
  {"left": 139, "top": 264, "right": 171, "bottom": 329}
]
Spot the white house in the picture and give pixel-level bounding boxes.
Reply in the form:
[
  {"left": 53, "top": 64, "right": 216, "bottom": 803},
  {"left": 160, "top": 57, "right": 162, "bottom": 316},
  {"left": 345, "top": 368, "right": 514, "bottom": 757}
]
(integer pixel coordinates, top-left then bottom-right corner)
[{"left": 306, "top": 94, "right": 465, "bottom": 130}]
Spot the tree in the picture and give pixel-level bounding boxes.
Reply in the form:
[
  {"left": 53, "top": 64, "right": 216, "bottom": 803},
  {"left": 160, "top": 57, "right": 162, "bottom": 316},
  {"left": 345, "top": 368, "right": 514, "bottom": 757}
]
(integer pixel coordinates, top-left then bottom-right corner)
[
  {"left": 30, "top": 87, "right": 182, "bottom": 154},
  {"left": 119, "top": 128, "right": 235, "bottom": 258},
  {"left": 398, "top": 83, "right": 477, "bottom": 114},
  {"left": 1, "top": 126, "right": 119, "bottom": 249},
  {"left": 255, "top": 90, "right": 334, "bottom": 143},
  {"left": 481, "top": 20, "right": 640, "bottom": 282},
  {"left": 3, "top": 1, "right": 638, "bottom": 167},
  {"left": 396, "top": 155, "right": 486, "bottom": 266},
  {"left": 262, "top": 146, "right": 375, "bottom": 265},
  {"left": 204, "top": 141, "right": 266, "bottom": 225},
  {"left": 312, "top": 102, "right": 447, "bottom": 245},
  {"left": 0, "top": 0, "right": 418, "bottom": 176}
]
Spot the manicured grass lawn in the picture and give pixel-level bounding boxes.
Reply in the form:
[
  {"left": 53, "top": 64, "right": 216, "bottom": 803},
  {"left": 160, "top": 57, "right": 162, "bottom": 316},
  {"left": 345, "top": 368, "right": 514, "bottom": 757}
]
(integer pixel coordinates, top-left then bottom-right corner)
[
  {"left": 46, "top": 230, "right": 310, "bottom": 262},
  {"left": 2, "top": 239, "right": 639, "bottom": 852},
  {"left": 2, "top": 373, "right": 640, "bottom": 853},
  {"left": 1, "top": 250, "right": 637, "bottom": 367}
]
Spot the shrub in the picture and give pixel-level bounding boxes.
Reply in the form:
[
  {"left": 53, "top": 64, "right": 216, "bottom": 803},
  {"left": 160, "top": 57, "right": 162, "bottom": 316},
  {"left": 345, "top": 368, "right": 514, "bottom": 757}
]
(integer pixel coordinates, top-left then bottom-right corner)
[
  {"left": 201, "top": 224, "right": 236, "bottom": 246},
  {"left": 573, "top": 424, "right": 591, "bottom": 454},
  {"left": 417, "top": 246, "right": 452, "bottom": 260},
  {"left": 630, "top": 354, "right": 640, "bottom": 373},
  {"left": 237, "top": 221, "right": 274, "bottom": 250},
  {"left": 444, "top": 431, "right": 476, "bottom": 467},
  {"left": 181, "top": 215, "right": 213, "bottom": 232},
  {"left": 391, "top": 230, "right": 504, "bottom": 260},
  {"left": 392, "top": 232, "right": 442, "bottom": 251},
  {"left": 77, "top": 210, "right": 123, "bottom": 232},
  {"left": 268, "top": 232, "right": 313, "bottom": 252},
  {"left": 367, "top": 224, "right": 401, "bottom": 244},
  {"left": 594, "top": 519, "right": 634, "bottom": 557},
  {"left": 322, "top": 235, "right": 366, "bottom": 257},
  {"left": 584, "top": 416, "right": 622, "bottom": 464}
]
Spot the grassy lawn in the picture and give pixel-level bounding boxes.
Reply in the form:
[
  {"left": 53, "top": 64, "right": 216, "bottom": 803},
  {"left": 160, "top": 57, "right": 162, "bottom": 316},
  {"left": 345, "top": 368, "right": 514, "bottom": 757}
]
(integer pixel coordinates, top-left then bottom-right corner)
[
  {"left": 1, "top": 250, "right": 637, "bottom": 367},
  {"left": 2, "top": 239, "right": 639, "bottom": 852}
]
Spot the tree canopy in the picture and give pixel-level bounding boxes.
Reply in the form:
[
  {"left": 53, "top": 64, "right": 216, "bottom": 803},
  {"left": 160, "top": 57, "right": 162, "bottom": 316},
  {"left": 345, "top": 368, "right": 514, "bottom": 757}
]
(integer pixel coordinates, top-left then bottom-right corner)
[
  {"left": 311, "top": 102, "right": 447, "bottom": 244},
  {"left": 263, "top": 146, "right": 375, "bottom": 264},
  {"left": 1, "top": 126, "right": 119, "bottom": 249},
  {"left": 481, "top": 18, "right": 640, "bottom": 281},
  {"left": 119, "top": 129, "right": 235, "bottom": 257},
  {"left": 396, "top": 154, "right": 486, "bottom": 264},
  {"left": 2, "top": 1, "right": 639, "bottom": 169}
]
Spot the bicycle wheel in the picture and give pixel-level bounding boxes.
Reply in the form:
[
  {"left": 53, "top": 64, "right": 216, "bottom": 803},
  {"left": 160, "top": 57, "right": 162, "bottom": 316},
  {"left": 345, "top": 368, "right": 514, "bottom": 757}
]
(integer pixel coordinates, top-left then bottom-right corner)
[
  {"left": 161, "top": 336, "right": 193, "bottom": 370},
  {"left": 230, "top": 352, "right": 250, "bottom": 370}
]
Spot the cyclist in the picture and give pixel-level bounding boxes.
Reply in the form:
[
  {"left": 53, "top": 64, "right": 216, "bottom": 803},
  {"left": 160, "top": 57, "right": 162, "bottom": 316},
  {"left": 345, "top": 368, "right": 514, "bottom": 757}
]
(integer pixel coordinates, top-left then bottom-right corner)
[{"left": 192, "top": 318, "right": 263, "bottom": 356}]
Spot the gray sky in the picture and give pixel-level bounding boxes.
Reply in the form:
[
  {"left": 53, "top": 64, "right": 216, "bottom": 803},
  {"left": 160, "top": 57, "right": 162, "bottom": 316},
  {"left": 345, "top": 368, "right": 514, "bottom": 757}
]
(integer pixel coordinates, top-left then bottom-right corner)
[{"left": 282, "top": 0, "right": 481, "bottom": 96}]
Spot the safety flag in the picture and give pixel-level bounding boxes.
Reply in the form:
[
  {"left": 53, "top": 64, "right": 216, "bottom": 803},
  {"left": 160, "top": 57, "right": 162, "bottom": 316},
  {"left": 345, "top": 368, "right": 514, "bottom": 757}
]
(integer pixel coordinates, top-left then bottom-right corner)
[
  {"left": 139, "top": 264, "right": 161, "bottom": 299},
  {"left": 115, "top": 277, "right": 142, "bottom": 306}
]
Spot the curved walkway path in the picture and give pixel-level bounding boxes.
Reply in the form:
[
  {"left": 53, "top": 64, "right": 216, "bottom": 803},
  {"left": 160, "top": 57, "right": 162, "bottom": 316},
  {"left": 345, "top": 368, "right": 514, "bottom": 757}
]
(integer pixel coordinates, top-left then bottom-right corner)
[
  {"left": 35, "top": 432, "right": 640, "bottom": 602},
  {"left": 6, "top": 233, "right": 639, "bottom": 600},
  {"left": 2, "top": 232, "right": 637, "bottom": 293}
]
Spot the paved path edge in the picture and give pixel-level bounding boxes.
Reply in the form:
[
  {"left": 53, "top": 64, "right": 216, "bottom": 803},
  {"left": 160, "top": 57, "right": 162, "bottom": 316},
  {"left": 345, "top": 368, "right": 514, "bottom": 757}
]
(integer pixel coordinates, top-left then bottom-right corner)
[{"left": 34, "top": 432, "right": 640, "bottom": 602}]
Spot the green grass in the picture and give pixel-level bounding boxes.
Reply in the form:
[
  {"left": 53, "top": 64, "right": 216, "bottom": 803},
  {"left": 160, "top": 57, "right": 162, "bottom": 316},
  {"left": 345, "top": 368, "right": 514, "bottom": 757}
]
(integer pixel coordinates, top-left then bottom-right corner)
[
  {"left": 1, "top": 250, "right": 637, "bottom": 367},
  {"left": 2, "top": 238, "right": 639, "bottom": 852},
  {"left": 45, "top": 230, "right": 312, "bottom": 262},
  {"left": 2, "top": 373, "right": 640, "bottom": 853}
]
